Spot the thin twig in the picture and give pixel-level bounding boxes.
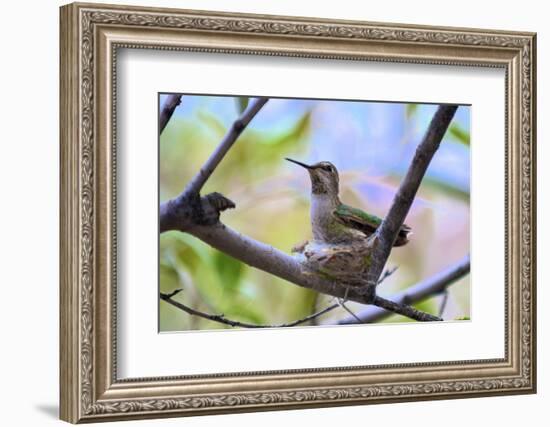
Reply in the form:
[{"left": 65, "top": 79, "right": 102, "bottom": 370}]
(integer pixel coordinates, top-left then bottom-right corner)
[
  {"left": 337, "top": 300, "right": 362, "bottom": 323},
  {"left": 337, "top": 255, "right": 470, "bottom": 324},
  {"left": 365, "top": 105, "right": 459, "bottom": 289},
  {"left": 309, "top": 292, "right": 322, "bottom": 326},
  {"left": 163, "top": 288, "right": 183, "bottom": 299},
  {"left": 378, "top": 266, "right": 398, "bottom": 285},
  {"left": 438, "top": 290, "right": 449, "bottom": 317},
  {"left": 160, "top": 291, "right": 340, "bottom": 328},
  {"left": 160, "top": 97, "right": 269, "bottom": 233},
  {"left": 159, "top": 94, "right": 182, "bottom": 134},
  {"left": 182, "top": 97, "right": 269, "bottom": 197},
  {"left": 159, "top": 101, "right": 460, "bottom": 323}
]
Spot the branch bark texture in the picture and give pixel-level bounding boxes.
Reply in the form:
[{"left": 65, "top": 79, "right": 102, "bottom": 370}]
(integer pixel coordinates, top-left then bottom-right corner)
[
  {"left": 365, "top": 105, "right": 459, "bottom": 288},
  {"left": 189, "top": 223, "right": 374, "bottom": 305},
  {"left": 159, "top": 94, "right": 182, "bottom": 134},
  {"left": 159, "top": 99, "right": 461, "bottom": 323},
  {"left": 337, "top": 255, "right": 470, "bottom": 324},
  {"left": 160, "top": 97, "right": 269, "bottom": 233}
]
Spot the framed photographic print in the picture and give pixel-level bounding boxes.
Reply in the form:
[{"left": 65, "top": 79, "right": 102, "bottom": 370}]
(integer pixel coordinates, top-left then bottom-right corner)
[{"left": 59, "top": 2, "right": 536, "bottom": 423}]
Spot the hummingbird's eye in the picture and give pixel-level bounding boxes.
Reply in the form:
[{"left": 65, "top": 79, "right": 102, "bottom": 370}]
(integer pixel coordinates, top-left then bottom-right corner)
[{"left": 322, "top": 165, "right": 332, "bottom": 172}]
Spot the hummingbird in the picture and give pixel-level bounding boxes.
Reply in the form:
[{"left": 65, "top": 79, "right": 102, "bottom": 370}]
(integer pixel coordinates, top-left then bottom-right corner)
[{"left": 286, "top": 158, "right": 412, "bottom": 247}]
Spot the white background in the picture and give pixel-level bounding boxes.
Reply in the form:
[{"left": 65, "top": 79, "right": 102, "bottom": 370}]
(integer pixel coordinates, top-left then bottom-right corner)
[
  {"left": 118, "top": 50, "right": 504, "bottom": 377},
  {"left": 0, "top": 0, "right": 546, "bottom": 426}
]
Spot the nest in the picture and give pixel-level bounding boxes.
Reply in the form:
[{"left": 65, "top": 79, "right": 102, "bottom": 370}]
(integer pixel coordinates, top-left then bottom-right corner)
[{"left": 292, "top": 238, "right": 377, "bottom": 286}]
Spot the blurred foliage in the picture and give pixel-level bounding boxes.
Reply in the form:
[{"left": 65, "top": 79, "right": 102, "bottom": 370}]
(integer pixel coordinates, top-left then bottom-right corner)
[
  {"left": 405, "top": 103, "right": 418, "bottom": 119},
  {"left": 236, "top": 96, "right": 249, "bottom": 114},
  {"left": 159, "top": 96, "right": 471, "bottom": 331},
  {"left": 448, "top": 123, "right": 470, "bottom": 146}
]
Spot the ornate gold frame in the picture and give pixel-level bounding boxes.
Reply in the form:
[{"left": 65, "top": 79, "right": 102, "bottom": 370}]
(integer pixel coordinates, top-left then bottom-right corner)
[{"left": 60, "top": 2, "right": 536, "bottom": 423}]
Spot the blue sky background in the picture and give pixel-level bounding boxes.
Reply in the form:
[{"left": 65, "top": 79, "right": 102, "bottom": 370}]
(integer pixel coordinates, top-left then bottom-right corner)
[{"left": 160, "top": 94, "right": 470, "bottom": 197}]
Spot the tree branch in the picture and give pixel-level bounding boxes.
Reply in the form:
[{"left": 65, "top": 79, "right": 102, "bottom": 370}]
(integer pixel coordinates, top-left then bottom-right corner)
[
  {"left": 159, "top": 101, "right": 460, "bottom": 323},
  {"left": 337, "top": 255, "right": 470, "bottom": 324},
  {"left": 438, "top": 290, "right": 449, "bottom": 317},
  {"left": 159, "top": 94, "right": 182, "bottom": 134},
  {"left": 160, "top": 290, "right": 340, "bottom": 328},
  {"left": 160, "top": 97, "right": 269, "bottom": 233},
  {"left": 371, "top": 296, "right": 442, "bottom": 321},
  {"left": 188, "top": 223, "right": 374, "bottom": 305},
  {"left": 183, "top": 97, "right": 269, "bottom": 197},
  {"left": 364, "top": 105, "right": 458, "bottom": 290},
  {"left": 189, "top": 224, "right": 444, "bottom": 322}
]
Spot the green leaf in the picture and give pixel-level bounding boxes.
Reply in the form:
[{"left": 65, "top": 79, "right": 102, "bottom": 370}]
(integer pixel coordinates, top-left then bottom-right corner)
[
  {"left": 213, "top": 251, "right": 244, "bottom": 293},
  {"left": 422, "top": 177, "right": 470, "bottom": 202},
  {"left": 406, "top": 103, "right": 418, "bottom": 119},
  {"left": 259, "top": 111, "right": 311, "bottom": 148},
  {"left": 236, "top": 96, "right": 249, "bottom": 114},
  {"left": 448, "top": 123, "right": 470, "bottom": 146},
  {"left": 170, "top": 232, "right": 212, "bottom": 265},
  {"left": 388, "top": 173, "right": 469, "bottom": 202},
  {"left": 197, "top": 110, "right": 227, "bottom": 137},
  {"left": 159, "top": 263, "right": 180, "bottom": 293}
]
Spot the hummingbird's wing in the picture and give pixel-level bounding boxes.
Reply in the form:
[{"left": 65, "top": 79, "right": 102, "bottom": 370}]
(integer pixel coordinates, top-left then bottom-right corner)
[{"left": 333, "top": 204, "right": 412, "bottom": 247}]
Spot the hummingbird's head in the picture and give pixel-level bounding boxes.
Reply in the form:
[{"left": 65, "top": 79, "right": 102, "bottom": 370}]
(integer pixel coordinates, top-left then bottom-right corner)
[{"left": 286, "top": 158, "right": 340, "bottom": 196}]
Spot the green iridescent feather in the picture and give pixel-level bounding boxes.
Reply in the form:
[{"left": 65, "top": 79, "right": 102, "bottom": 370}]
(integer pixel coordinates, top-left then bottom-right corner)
[{"left": 333, "top": 203, "right": 412, "bottom": 246}]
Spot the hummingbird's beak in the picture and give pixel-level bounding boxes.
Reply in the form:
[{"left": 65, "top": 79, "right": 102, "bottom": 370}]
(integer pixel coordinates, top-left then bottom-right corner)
[{"left": 285, "top": 158, "right": 313, "bottom": 170}]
